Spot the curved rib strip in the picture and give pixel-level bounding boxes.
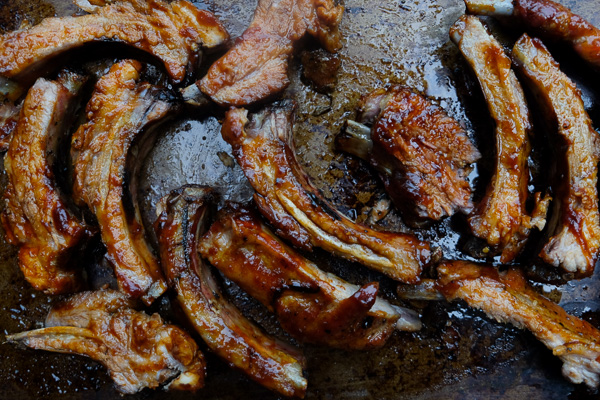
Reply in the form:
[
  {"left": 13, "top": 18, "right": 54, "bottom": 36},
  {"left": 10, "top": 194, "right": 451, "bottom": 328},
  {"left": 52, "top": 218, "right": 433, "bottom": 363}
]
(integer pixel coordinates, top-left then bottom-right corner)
[
  {"left": 72, "top": 60, "right": 169, "bottom": 305},
  {"left": 1, "top": 74, "right": 92, "bottom": 294},
  {"left": 221, "top": 101, "right": 430, "bottom": 283},
  {"left": 512, "top": 34, "right": 600, "bottom": 275},
  {"left": 155, "top": 185, "right": 307, "bottom": 398},
  {"left": 451, "top": 15, "right": 549, "bottom": 262},
  {"left": 0, "top": 0, "right": 228, "bottom": 83}
]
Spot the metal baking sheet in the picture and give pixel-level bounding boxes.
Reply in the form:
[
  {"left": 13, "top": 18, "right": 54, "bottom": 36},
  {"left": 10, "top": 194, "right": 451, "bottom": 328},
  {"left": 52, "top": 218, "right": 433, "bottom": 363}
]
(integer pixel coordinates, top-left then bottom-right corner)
[{"left": 0, "top": 0, "right": 599, "bottom": 399}]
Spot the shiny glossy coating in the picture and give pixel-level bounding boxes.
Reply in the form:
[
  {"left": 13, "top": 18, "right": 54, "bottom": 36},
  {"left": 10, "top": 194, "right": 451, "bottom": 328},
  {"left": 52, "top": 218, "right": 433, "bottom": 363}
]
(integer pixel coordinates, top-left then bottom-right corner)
[{"left": 1, "top": 0, "right": 600, "bottom": 399}]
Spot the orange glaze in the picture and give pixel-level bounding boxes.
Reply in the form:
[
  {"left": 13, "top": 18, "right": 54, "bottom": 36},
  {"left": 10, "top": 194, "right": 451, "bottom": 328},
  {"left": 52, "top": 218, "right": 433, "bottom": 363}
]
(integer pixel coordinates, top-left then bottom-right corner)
[
  {"left": 71, "top": 60, "right": 168, "bottom": 305},
  {"left": 199, "top": 204, "right": 401, "bottom": 350},
  {"left": 451, "top": 15, "right": 549, "bottom": 262},
  {"left": 0, "top": 0, "right": 228, "bottom": 83},
  {"left": 199, "top": 0, "right": 343, "bottom": 106},
  {"left": 512, "top": 33, "right": 600, "bottom": 275},
  {"left": 156, "top": 186, "right": 307, "bottom": 398},
  {"left": 1, "top": 77, "right": 92, "bottom": 294},
  {"left": 514, "top": 0, "right": 600, "bottom": 68},
  {"left": 222, "top": 103, "right": 431, "bottom": 284},
  {"left": 364, "top": 86, "right": 480, "bottom": 224},
  {"left": 436, "top": 260, "right": 600, "bottom": 388}
]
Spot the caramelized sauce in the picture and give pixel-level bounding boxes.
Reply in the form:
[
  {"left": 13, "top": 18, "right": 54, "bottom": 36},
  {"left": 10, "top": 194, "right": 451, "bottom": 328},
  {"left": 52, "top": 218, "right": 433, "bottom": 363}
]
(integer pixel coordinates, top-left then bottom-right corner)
[{"left": 0, "top": 0, "right": 599, "bottom": 399}]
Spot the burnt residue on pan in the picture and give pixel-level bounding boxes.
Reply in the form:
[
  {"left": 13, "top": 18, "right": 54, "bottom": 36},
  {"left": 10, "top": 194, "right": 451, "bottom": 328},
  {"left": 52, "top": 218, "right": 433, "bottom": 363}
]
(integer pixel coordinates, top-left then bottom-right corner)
[{"left": 1, "top": 0, "right": 600, "bottom": 399}]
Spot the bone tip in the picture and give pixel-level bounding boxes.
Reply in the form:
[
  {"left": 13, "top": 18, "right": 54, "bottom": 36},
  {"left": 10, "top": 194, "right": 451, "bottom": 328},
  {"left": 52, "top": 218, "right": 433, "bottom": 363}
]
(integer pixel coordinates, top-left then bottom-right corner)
[
  {"left": 464, "top": 0, "right": 515, "bottom": 16},
  {"left": 180, "top": 84, "right": 211, "bottom": 107},
  {"left": 393, "top": 306, "right": 423, "bottom": 332},
  {"left": 449, "top": 15, "right": 469, "bottom": 44},
  {"left": 5, "top": 331, "right": 30, "bottom": 344}
]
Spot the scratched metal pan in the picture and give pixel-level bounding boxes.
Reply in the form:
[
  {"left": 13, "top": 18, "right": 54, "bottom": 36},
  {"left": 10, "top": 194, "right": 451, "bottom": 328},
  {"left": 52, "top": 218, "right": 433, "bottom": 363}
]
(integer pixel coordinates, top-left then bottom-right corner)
[{"left": 0, "top": 0, "right": 600, "bottom": 399}]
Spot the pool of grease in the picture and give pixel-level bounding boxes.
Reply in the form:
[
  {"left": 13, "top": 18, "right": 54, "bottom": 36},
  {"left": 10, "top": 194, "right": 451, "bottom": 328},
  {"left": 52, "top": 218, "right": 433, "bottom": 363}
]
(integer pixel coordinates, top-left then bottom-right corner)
[{"left": 1, "top": 0, "right": 600, "bottom": 399}]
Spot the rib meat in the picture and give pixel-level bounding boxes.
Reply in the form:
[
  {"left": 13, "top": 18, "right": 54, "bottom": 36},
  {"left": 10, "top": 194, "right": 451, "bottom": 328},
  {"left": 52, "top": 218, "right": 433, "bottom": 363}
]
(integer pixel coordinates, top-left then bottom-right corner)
[
  {"left": 451, "top": 15, "right": 549, "bottom": 262},
  {"left": 199, "top": 203, "right": 421, "bottom": 350},
  {"left": 336, "top": 86, "right": 481, "bottom": 225},
  {"left": 512, "top": 34, "right": 600, "bottom": 276},
  {"left": 71, "top": 60, "right": 169, "bottom": 305},
  {"left": 6, "top": 290, "right": 206, "bottom": 394},
  {"left": 465, "top": 0, "right": 600, "bottom": 69},
  {"left": 1, "top": 73, "right": 92, "bottom": 294},
  {"left": 0, "top": 0, "right": 228, "bottom": 83},
  {"left": 155, "top": 186, "right": 307, "bottom": 398},
  {"left": 437, "top": 260, "right": 600, "bottom": 388},
  {"left": 195, "top": 0, "right": 343, "bottom": 106},
  {"left": 222, "top": 101, "right": 430, "bottom": 284}
]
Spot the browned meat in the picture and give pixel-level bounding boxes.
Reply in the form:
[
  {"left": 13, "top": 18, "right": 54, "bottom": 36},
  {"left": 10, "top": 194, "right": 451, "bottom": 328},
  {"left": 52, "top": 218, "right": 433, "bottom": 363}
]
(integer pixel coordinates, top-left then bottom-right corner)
[
  {"left": 155, "top": 186, "right": 307, "bottom": 398},
  {"left": 465, "top": 0, "right": 600, "bottom": 69},
  {"left": 71, "top": 60, "right": 169, "bottom": 305},
  {"left": 437, "top": 260, "right": 600, "bottom": 388},
  {"left": 336, "top": 86, "right": 481, "bottom": 225},
  {"left": 6, "top": 290, "right": 205, "bottom": 394},
  {"left": 195, "top": 0, "right": 343, "bottom": 106},
  {"left": 1, "top": 73, "right": 92, "bottom": 294},
  {"left": 0, "top": 0, "right": 228, "bottom": 83},
  {"left": 199, "top": 203, "right": 421, "bottom": 350},
  {"left": 451, "top": 15, "right": 550, "bottom": 262},
  {"left": 222, "top": 101, "right": 430, "bottom": 284},
  {"left": 512, "top": 34, "right": 600, "bottom": 276}
]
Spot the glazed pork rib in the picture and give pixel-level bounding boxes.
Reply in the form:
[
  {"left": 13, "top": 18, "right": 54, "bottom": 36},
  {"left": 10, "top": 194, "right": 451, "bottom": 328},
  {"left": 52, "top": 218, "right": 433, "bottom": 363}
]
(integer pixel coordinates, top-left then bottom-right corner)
[
  {"left": 199, "top": 203, "right": 421, "bottom": 350},
  {"left": 193, "top": 0, "right": 343, "bottom": 106},
  {"left": 155, "top": 186, "right": 307, "bottom": 398},
  {"left": 222, "top": 101, "right": 430, "bottom": 284},
  {"left": 7, "top": 290, "right": 206, "bottom": 394},
  {"left": 437, "top": 260, "right": 600, "bottom": 388},
  {"left": 451, "top": 15, "right": 549, "bottom": 262},
  {"left": 337, "top": 86, "right": 480, "bottom": 225},
  {"left": 0, "top": 0, "right": 228, "bottom": 84},
  {"left": 512, "top": 34, "right": 600, "bottom": 276},
  {"left": 465, "top": 0, "right": 600, "bottom": 69},
  {"left": 72, "top": 60, "right": 169, "bottom": 305},
  {"left": 1, "top": 72, "right": 92, "bottom": 294}
]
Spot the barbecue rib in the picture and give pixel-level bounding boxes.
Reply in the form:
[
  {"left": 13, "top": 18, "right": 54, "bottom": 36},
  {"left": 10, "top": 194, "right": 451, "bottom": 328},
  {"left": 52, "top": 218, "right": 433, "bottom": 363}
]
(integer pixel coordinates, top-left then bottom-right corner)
[
  {"left": 6, "top": 290, "right": 206, "bottom": 394},
  {"left": 72, "top": 60, "right": 169, "bottom": 305},
  {"left": 222, "top": 101, "right": 430, "bottom": 284},
  {"left": 512, "top": 34, "right": 600, "bottom": 276},
  {"left": 0, "top": 0, "right": 228, "bottom": 84},
  {"left": 451, "top": 15, "right": 549, "bottom": 262},
  {"left": 155, "top": 186, "right": 307, "bottom": 398},
  {"left": 199, "top": 203, "right": 421, "bottom": 350},
  {"left": 336, "top": 86, "right": 480, "bottom": 225},
  {"left": 1, "top": 73, "right": 92, "bottom": 294},
  {"left": 194, "top": 0, "right": 343, "bottom": 106},
  {"left": 437, "top": 260, "right": 600, "bottom": 388},
  {"left": 465, "top": 0, "right": 600, "bottom": 69}
]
